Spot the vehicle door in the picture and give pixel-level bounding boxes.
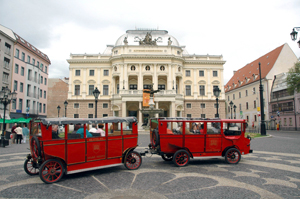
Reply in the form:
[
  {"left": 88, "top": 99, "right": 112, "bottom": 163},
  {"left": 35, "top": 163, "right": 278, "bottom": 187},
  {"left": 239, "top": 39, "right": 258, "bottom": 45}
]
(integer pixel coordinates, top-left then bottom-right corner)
[
  {"left": 205, "top": 122, "right": 222, "bottom": 152},
  {"left": 66, "top": 124, "right": 86, "bottom": 165},
  {"left": 86, "top": 123, "right": 106, "bottom": 162},
  {"left": 184, "top": 121, "right": 205, "bottom": 153},
  {"left": 107, "top": 122, "right": 123, "bottom": 159}
]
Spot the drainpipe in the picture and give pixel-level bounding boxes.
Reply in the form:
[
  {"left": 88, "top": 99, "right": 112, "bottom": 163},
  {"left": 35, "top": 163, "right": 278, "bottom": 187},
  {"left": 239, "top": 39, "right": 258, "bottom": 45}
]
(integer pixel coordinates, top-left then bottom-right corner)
[{"left": 294, "top": 97, "right": 297, "bottom": 130}]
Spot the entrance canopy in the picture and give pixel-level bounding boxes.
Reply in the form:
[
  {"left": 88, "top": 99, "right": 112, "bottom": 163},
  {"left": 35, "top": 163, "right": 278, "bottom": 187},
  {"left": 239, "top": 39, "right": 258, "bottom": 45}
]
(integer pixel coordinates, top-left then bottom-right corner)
[{"left": 0, "top": 117, "right": 32, "bottom": 124}]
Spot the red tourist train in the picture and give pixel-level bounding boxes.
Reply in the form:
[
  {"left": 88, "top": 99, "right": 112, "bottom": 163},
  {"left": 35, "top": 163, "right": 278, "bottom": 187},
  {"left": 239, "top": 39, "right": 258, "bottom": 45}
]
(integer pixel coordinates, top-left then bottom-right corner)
[
  {"left": 24, "top": 117, "right": 141, "bottom": 184},
  {"left": 24, "top": 116, "right": 252, "bottom": 184}
]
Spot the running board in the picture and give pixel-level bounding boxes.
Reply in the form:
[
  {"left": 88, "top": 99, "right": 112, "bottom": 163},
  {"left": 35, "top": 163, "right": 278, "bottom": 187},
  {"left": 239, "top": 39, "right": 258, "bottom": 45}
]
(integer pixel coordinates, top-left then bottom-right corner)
[{"left": 67, "top": 163, "right": 123, "bottom": 174}]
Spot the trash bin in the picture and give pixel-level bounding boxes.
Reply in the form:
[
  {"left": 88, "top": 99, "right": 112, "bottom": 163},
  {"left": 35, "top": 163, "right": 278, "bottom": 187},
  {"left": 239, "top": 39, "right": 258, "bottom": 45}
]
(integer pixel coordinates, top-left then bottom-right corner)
[{"left": 5, "top": 130, "right": 11, "bottom": 139}]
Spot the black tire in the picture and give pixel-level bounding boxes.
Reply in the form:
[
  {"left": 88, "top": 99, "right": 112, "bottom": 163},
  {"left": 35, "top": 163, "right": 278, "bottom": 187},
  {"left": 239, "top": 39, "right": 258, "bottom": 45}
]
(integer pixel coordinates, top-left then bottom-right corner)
[
  {"left": 152, "top": 129, "right": 160, "bottom": 147},
  {"left": 225, "top": 148, "right": 241, "bottom": 164},
  {"left": 31, "top": 136, "right": 41, "bottom": 159},
  {"left": 173, "top": 149, "right": 190, "bottom": 167},
  {"left": 39, "top": 159, "right": 64, "bottom": 184},
  {"left": 24, "top": 159, "right": 39, "bottom": 176},
  {"left": 161, "top": 154, "right": 173, "bottom": 161},
  {"left": 124, "top": 151, "right": 142, "bottom": 170}
]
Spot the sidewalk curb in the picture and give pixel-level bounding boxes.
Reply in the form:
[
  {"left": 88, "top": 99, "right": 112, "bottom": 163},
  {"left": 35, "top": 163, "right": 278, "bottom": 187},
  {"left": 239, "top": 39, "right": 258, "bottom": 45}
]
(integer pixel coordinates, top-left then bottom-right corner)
[{"left": 253, "top": 134, "right": 273, "bottom": 139}]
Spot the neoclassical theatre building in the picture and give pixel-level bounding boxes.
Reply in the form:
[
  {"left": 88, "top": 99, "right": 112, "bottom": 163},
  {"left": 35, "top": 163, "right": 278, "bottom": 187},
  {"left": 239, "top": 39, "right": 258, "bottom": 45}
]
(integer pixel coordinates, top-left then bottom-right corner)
[{"left": 67, "top": 29, "right": 226, "bottom": 128}]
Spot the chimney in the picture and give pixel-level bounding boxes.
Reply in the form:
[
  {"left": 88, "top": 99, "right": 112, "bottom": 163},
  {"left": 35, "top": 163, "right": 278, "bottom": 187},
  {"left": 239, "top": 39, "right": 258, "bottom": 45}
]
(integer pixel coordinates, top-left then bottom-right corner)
[{"left": 233, "top": 71, "right": 237, "bottom": 75}]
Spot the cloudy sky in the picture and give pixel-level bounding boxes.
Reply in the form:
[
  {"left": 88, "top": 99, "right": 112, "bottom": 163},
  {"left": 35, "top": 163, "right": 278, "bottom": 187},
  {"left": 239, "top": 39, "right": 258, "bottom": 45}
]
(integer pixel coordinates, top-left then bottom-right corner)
[{"left": 1, "top": 0, "right": 300, "bottom": 84}]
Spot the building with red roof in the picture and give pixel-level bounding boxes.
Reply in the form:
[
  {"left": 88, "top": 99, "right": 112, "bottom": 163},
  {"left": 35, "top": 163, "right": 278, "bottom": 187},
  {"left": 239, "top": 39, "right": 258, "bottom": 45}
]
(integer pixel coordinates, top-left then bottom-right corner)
[{"left": 225, "top": 43, "right": 298, "bottom": 128}]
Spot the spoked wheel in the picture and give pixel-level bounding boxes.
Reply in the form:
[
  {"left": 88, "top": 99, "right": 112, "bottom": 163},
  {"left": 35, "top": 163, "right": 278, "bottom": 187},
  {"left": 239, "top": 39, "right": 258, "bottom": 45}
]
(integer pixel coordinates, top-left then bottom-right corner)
[
  {"left": 151, "top": 130, "right": 159, "bottom": 147},
  {"left": 30, "top": 136, "right": 41, "bottom": 160},
  {"left": 39, "top": 159, "right": 64, "bottom": 184},
  {"left": 125, "top": 151, "right": 142, "bottom": 170},
  {"left": 225, "top": 148, "right": 241, "bottom": 164},
  {"left": 161, "top": 154, "right": 173, "bottom": 161},
  {"left": 173, "top": 149, "right": 190, "bottom": 167},
  {"left": 24, "top": 159, "right": 39, "bottom": 175}
]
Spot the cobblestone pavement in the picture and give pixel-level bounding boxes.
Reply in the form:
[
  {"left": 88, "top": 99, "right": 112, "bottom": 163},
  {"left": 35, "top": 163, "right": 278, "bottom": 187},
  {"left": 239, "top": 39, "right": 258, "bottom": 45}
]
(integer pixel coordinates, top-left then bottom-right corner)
[{"left": 0, "top": 133, "right": 300, "bottom": 198}]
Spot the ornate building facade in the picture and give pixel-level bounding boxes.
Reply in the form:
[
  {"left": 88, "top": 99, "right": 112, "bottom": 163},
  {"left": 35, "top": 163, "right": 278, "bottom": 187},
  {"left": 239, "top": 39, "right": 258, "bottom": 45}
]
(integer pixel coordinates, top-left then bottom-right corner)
[{"left": 67, "top": 29, "right": 226, "bottom": 128}]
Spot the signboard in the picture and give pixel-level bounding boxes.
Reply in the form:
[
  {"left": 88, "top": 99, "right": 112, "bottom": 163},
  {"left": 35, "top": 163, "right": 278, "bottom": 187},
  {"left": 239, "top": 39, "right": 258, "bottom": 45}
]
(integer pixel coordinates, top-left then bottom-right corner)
[
  {"left": 240, "top": 111, "right": 243, "bottom": 115},
  {"left": 143, "top": 89, "right": 150, "bottom": 107},
  {"left": 257, "top": 107, "right": 260, "bottom": 111},
  {"left": 16, "top": 110, "right": 22, "bottom": 113},
  {"left": 277, "top": 111, "right": 280, "bottom": 116}
]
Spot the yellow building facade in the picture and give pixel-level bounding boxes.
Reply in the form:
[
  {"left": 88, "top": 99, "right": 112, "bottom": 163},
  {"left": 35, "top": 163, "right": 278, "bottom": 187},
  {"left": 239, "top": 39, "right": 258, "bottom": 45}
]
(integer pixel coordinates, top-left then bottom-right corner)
[{"left": 67, "top": 29, "right": 226, "bottom": 128}]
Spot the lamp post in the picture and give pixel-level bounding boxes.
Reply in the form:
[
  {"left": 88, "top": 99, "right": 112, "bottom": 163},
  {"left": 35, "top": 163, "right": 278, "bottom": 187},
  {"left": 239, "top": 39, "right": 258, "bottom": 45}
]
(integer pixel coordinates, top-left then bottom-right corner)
[
  {"left": 259, "top": 62, "right": 266, "bottom": 135},
  {"left": 229, "top": 101, "right": 233, "bottom": 119},
  {"left": 290, "top": 27, "right": 300, "bottom": 48},
  {"left": 213, "top": 87, "right": 221, "bottom": 118},
  {"left": 0, "top": 87, "right": 17, "bottom": 147},
  {"left": 233, "top": 105, "right": 237, "bottom": 119},
  {"left": 57, "top": 105, "right": 61, "bottom": 117},
  {"left": 64, "top": 100, "right": 68, "bottom": 117},
  {"left": 92, "top": 87, "right": 100, "bottom": 118}
]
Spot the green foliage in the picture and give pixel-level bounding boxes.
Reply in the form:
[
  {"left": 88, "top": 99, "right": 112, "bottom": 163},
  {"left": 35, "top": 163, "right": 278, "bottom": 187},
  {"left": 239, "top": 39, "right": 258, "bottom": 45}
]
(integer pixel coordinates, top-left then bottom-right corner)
[{"left": 286, "top": 62, "right": 300, "bottom": 95}]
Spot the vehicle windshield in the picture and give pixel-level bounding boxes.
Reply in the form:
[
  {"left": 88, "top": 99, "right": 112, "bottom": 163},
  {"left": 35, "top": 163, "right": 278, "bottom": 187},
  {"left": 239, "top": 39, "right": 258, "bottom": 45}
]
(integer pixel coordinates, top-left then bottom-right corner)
[{"left": 30, "top": 121, "right": 41, "bottom": 136}]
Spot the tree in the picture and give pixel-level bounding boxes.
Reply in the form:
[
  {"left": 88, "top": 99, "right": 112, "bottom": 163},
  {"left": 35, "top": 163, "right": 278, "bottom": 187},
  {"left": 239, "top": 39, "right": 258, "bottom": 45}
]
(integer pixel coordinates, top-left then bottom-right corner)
[{"left": 286, "top": 62, "right": 300, "bottom": 95}]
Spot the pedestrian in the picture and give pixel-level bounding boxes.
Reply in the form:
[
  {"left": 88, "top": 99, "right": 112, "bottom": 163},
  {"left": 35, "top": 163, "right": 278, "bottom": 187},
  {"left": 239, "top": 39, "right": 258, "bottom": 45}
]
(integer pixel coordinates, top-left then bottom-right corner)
[
  {"left": 22, "top": 124, "right": 29, "bottom": 143},
  {"left": 96, "top": 123, "right": 105, "bottom": 136},
  {"left": 89, "top": 123, "right": 97, "bottom": 133},
  {"left": 15, "top": 124, "right": 23, "bottom": 144},
  {"left": 11, "top": 123, "right": 17, "bottom": 144}
]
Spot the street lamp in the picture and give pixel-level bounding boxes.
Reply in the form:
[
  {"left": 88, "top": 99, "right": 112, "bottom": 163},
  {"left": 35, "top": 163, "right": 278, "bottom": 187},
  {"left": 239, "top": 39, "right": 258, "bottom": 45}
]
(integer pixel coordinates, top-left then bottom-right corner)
[
  {"left": 64, "top": 100, "right": 68, "bottom": 117},
  {"left": 57, "top": 105, "right": 61, "bottom": 117},
  {"left": 259, "top": 62, "right": 266, "bottom": 135},
  {"left": 0, "top": 87, "right": 17, "bottom": 147},
  {"left": 290, "top": 27, "right": 300, "bottom": 48},
  {"left": 213, "top": 87, "right": 221, "bottom": 118},
  {"left": 229, "top": 101, "right": 233, "bottom": 119},
  {"left": 92, "top": 87, "right": 100, "bottom": 118},
  {"left": 233, "top": 105, "right": 237, "bottom": 119}
]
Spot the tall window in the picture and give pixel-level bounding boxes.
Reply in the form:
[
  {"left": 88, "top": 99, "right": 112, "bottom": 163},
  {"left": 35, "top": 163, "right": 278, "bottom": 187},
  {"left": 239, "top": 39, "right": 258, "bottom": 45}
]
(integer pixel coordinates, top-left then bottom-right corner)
[
  {"left": 40, "top": 63, "right": 43, "bottom": 70},
  {"left": 254, "top": 100, "right": 256, "bottom": 108},
  {"left": 20, "top": 83, "right": 23, "bottom": 92},
  {"left": 104, "top": 70, "right": 109, "bottom": 76},
  {"left": 245, "top": 90, "right": 248, "bottom": 96},
  {"left": 239, "top": 92, "right": 241, "bottom": 98},
  {"left": 45, "top": 66, "right": 47, "bottom": 73},
  {"left": 186, "top": 85, "right": 191, "bottom": 96},
  {"left": 201, "top": 103, "right": 205, "bottom": 108},
  {"left": 89, "top": 70, "right": 94, "bottom": 76},
  {"left": 88, "top": 103, "right": 93, "bottom": 108},
  {"left": 27, "top": 55, "right": 30, "bottom": 63},
  {"left": 130, "top": 84, "right": 137, "bottom": 90},
  {"left": 32, "top": 58, "right": 35, "bottom": 65},
  {"left": 75, "top": 85, "right": 80, "bottom": 95},
  {"left": 185, "top": 70, "right": 190, "bottom": 77},
  {"left": 74, "top": 103, "right": 79, "bottom": 108},
  {"left": 213, "top": 86, "right": 218, "bottom": 93},
  {"left": 239, "top": 104, "right": 242, "bottom": 111},
  {"left": 253, "top": 87, "right": 256, "bottom": 94},
  {"left": 44, "top": 78, "right": 47, "bottom": 85},
  {"left": 44, "top": 91, "right": 46, "bottom": 99},
  {"left": 2, "top": 72, "right": 9, "bottom": 83},
  {"left": 4, "top": 57, "right": 10, "bottom": 68},
  {"left": 199, "top": 85, "right": 205, "bottom": 95},
  {"left": 39, "top": 103, "right": 42, "bottom": 113},
  {"left": 199, "top": 70, "right": 204, "bottom": 77},
  {"left": 21, "top": 67, "right": 24, "bottom": 76},
  {"left": 246, "top": 102, "right": 248, "bottom": 110},
  {"left": 22, "top": 52, "right": 25, "bottom": 61},
  {"left": 15, "top": 64, "right": 19, "bottom": 74},
  {"left": 14, "top": 81, "right": 18, "bottom": 91},
  {"left": 89, "top": 85, "right": 94, "bottom": 95},
  {"left": 233, "top": 94, "right": 235, "bottom": 100},
  {"left": 19, "top": 99, "right": 23, "bottom": 110},
  {"left": 186, "top": 103, "right": 191, "bottom": 108},
  {"left": 158, "top": 85, "right": 165, "bottom": 90},
  {"left": 103, "top": 103, "right": 108, "bottom": 108},
  {"left": 12, "top": 99, "right": 16, "bottom": 109},
  {"left": 40, "top": 89, "right": 42, "bottom": 97},
  {"left": 213, "top": 71, "right": 218, "bottom": 77},
  {"left": 103, "top": 85, "right": 109, "bottom": 95},
  {"left": 15, "top": 49, "right": 19, "bottom": 58},
  {"left": 75, "top": 70, "right": 80, "bottom": 76},
  {"left": 254, "top": 115, "right": 257, "bottom": 122},
  {"left": 41, "top": 76, "right": 43, "bottom": 84}
]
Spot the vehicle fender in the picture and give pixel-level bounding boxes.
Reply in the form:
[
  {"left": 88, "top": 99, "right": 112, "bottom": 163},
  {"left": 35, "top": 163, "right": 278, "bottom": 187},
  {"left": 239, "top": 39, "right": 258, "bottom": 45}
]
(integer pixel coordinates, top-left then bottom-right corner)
[
  {"left": 222, "top": 145, "right": 240, "bottom": 157},
  {"left": 183, "top": 147, "right": 193, "bottom": 159},
  {"left": 122, "top": 146, "right": 138, "bottom": 163}
]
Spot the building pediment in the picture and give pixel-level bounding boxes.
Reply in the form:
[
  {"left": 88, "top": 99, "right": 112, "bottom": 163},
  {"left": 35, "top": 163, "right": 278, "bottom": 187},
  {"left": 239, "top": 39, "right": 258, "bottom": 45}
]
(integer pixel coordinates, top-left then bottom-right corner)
[
  {"left": 73, "top": 80, "right": 82, "bottom": 84},
  {"left": 198, "top": 80, "right": 206, "bottom": 84},
  {"left": 102, "top": 80, "right": 110, "bottom": 84},
  {"left": 87, "top": 79, "right": 96, "bottom": 84},
  {"left": 212, "top": 80, "right": 220, "bottom": 84},
  {"left": 184, "top": 80, "right": 192, "bottom": 84}
]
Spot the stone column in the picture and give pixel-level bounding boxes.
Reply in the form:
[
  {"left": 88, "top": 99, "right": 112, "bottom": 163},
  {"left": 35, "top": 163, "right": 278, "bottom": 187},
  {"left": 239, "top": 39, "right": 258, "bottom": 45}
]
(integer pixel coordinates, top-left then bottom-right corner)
[
  {"left": 171, "top": 101, "right": 175, "bottom": 117},
  {"left": 193, "top": 69, "right": 197, "bottom": 99},
  {"left": 124, "top": 64, "right": 128, "bottom": 90},
  {"left": 120, "top": 64, "right": 124, "bottom": 91},
  {"left": 168, "top": 64, "right": 172, "bottom": 90},
  {"left": 207, "top": 69, "right": 211, "bottom": 99},
  {"left": 139, "top": 101, "right": 142, "bottom": 129},
  {"left": 68, "top": 69, "right": 72, "bottom": 98},
  {"left": 155, "top": 102, "right": 159, "bottom": 118},
  {"left": 153, "top": 64, "right": 157, "bottom": 90},
  {"left": 139, "top": 64, "right": 143, "bottom": 90},
  {"left": 122, "top": 101, "right": 126, "bottom": 117},
  {"left": 82, "top": 69, "right": 87, "bottom": 99}
]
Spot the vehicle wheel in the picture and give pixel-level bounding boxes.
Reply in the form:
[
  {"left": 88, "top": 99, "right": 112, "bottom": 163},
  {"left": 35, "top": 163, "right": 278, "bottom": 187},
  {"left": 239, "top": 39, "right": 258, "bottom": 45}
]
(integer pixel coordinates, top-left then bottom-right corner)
[
  {"left": 161, "top": 154, "right": 173, "bottom": 161},
  {"left": 173, "top": 149, "right": 190, "bottom": 167},
  {"left": 152, "top": 129, "right": 160, "bottom": 147},
  {"left": 31, "top": 136, "right": 41, "bottom": 159},
  {"left": 24, "top": 159, "right": 39, "bottom": 176},
  {"left": 225, "top": 148, "right": 241, "bottom": 164},
  {"left": 125, "top": 151, "right": 142, "bottom": 170},
  {"left": 39, "top": 159, "right": 64, "bottom": 184}
]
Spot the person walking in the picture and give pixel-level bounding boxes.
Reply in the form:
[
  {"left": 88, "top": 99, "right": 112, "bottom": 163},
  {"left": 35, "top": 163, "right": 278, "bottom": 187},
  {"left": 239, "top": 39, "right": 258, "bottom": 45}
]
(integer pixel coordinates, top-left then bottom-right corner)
[
  {"left": 11, "top": 123, "right": 17, "bottom": 144},
  {"left": 22, "top": 124, "right": 29, "bottom": 143},
  {"left": 15, "top": 124, "right": 23, "bottom": 144}
]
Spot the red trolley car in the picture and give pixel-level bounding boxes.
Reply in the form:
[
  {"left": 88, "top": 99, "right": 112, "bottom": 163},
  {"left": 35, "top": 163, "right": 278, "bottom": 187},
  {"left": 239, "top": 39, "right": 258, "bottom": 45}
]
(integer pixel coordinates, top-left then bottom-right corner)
[
  {"left": 24, "top": 117, "right": 141, "bottom": 183},
  {"left": 148, "top": 118, "right": 252, "bottom": 166}
]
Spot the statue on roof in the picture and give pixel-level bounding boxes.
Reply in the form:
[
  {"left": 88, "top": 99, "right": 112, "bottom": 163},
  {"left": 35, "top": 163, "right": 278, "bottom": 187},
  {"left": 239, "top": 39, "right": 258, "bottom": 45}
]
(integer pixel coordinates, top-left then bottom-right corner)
[
  {"left": 143, "top": 84, "right": 160, "bottom": 97},
  {"left": 168, "top": 37, "right": 172, "bottom": 45},
  {"left": 123, "top": 37, "right": 128, "bottom": 45}
]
